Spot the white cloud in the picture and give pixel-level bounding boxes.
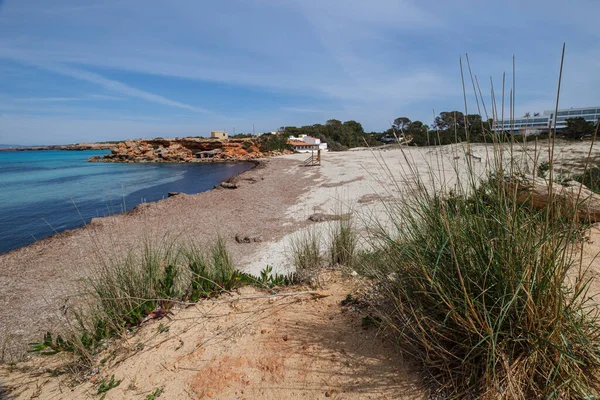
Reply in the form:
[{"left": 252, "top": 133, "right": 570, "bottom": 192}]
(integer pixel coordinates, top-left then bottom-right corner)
[{"left": 0, "top": 0, "right": 599, "bottom": 142}]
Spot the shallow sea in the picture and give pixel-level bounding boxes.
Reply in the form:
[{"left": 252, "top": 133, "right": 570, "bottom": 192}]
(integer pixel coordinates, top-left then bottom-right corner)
[{"left": 0, "top": 150, "right": 252, "bottom": 254}]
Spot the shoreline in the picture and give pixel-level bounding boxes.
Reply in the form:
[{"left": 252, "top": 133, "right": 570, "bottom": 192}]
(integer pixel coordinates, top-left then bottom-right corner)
[
  {"left": 5, "top": 140, "right": 596, "bottom": 359},
  {"left": 0, "top": 156, "right": 317, "bottom": 359},
  {"left": 0, "top": 159, "right": 258, "bottom": 258}
]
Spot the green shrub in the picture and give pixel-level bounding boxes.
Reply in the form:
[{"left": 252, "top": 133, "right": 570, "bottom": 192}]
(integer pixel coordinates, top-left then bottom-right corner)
[
  {"left": 365, "top": 173, "right": 600, "bottom": 398},
  {"left": 257, "top": 134, "right": 291, "bottom": 152},
  {"left": 574, "top": 166, "right": 600, "bottom": 194}
]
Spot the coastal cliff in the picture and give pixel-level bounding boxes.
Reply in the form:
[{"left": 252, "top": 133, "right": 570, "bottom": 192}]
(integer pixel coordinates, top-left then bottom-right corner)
[{"left": 89, "top": 137, "right": 290, "bottom": 162}]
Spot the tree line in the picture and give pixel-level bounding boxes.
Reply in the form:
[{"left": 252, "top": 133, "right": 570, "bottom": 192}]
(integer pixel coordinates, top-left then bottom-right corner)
[{"left": 235, "top": 112, "right": 598, "bottom": 153}]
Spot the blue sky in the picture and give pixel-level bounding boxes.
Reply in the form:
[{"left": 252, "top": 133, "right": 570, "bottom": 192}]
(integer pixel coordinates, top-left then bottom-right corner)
[{"left": 0, "top": 0, "right": 599, "bottom": 145}]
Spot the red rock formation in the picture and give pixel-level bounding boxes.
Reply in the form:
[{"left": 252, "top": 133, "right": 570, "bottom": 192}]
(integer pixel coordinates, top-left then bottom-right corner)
[{"left": 91, "top": 137, "right": 290, "bottom": 163}]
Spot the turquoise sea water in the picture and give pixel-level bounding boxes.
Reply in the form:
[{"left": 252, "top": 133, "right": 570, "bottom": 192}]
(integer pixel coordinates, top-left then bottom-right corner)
[{"left": 0, "top": 150, "right": 252, "bottom": 254}]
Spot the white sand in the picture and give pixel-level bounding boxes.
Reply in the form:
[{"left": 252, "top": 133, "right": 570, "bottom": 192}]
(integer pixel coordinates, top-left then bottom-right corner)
[{"left": 243, "top": 139, "right": 600, "bottom": 275}]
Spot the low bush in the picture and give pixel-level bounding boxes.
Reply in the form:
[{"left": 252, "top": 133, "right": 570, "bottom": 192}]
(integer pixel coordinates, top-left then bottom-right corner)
[{"left": 365, "top": 173, "right": 600, "bottom": 398}]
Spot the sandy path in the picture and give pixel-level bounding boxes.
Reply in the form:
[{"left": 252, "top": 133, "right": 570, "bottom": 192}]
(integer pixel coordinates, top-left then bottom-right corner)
[
  {"left": 0, "top": 272, "right": 425, "bottom": 399},
  {"left": 0, "top": 158, "right": 319, "bottom": 360}
]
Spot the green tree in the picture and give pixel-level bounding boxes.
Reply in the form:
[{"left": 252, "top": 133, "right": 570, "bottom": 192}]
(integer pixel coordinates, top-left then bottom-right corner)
[
  {"left": 393, "top": 117, "right": 411, "bottom": 131},
  {"left": 406, "top": 120, "right": 429, "bottom": 146},
  {"left": 282, "top": 119, "right": 379, "bottom": 151},
  {"left": 433, "top": 111, "right": 465, "bottom": 132},
  {"left": 564, "top": 117, "right": 595, "bottom": 139},
  {"left": 258, "top": 133, "right": 291, "bottom": 152}
]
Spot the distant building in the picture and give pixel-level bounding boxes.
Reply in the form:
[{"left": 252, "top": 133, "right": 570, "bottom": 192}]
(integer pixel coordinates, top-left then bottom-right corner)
[
  {"left": 288, "top": 140, "right": 319, "bottom": 153},
  {"left": 493, "top": 106, "right": 600, "bottom": 134},
  {"left": 194, "top": 149, "right": 222, "bottom": 159},
  {"left": 288, "top": 135, "right": 328, "bottom": 152},
  {"left": 211, "top": 131, "right": 228, "bottom": 140}
]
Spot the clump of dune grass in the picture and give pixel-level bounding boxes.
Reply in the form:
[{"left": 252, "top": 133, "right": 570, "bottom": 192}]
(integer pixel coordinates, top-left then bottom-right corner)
[
  {"left": 182, "top": 237, "right": 244, "bottom": 301},
  {"left": 31, "top": 237, "right": 247, "bottom": 363},
  {"left": 368, "top": 170, "right": 600, "bottom": 397},
  {"left": 287, "top": 227, "right": 323, "bottom": 280},
  {"left": 60, "top": 239, "right": 186, "bottom": 357},
  {"left": 31, "top": 235, "right": 298, "bottom": 364},
  {"left": 361, "top": 126, "right": 600, "bottom": 397},
  {"left": 359, "top": 50, "right": 600, "bottom": 398},
  {"left": 329, "top": 217, "right": 357, "bottom": 267}
]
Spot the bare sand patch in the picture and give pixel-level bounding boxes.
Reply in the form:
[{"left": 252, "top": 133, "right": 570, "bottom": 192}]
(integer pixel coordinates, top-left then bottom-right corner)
[{"left": 0, "top": 272, "right": 425, "bottom": 399}]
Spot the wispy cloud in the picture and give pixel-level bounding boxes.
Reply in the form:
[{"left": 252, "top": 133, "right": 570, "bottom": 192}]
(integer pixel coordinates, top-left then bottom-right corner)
[
  {"left": 0, "top": 0, "right": 599, "bottom": 144},
  {"left": 42, "top": 63, "right": 212, "bottom": 114},
  {"left": 12, "top": 94, "right": 126, "bottom": 103},
  {"left": 0, "top": 46, "right": 212, "bottom": 114},
  {"left": 14, "top": 97, "right": 82, "bottom": 102}
]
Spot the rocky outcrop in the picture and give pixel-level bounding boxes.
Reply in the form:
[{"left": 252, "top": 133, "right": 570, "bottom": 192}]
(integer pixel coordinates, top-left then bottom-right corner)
[{"left": 91, "top": 137, "right": 290, "bottom": 163}]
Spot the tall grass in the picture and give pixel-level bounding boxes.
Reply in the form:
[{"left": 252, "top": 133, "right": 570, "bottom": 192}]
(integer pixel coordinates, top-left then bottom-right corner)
[
  {"left": 367, "top": 173, "right": 600, "bottom": 398},
  {"left": 40, "top": 237, "right": 246, "bottom": 362},
  {"left": 87, "top": 239, "right": 182, "bottom": 330},
  {"left": 182, "top": 237, "right": 241, "bottom": 300},
  {"left": 329, "top": 217, "right": 357, "bottom": 267},
  {"left": 356, "top": 50, "right": 600, "bottom": 398},
  {"left": 288, "top": 227, "right": 323, "bottom": 280}
]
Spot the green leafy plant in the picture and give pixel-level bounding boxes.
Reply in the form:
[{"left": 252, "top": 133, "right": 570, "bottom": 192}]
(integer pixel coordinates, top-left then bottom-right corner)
[
  {"left": 145, "top": 387, "right": 164, "bottom": 399},
  {"left": 253, "top": 265, "right": 295, "bottom": 287},
  {"left": 97, "top": 375, "right": 121, "bottom": 397},
  {"left": 537, "top": 160, "right": 550, "bottom": 178},
  {"left": 28, "top": 332, "right": 73, "bottom": 355}
]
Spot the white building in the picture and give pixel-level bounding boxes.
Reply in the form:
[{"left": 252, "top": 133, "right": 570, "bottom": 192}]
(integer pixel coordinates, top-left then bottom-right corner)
[
  {"left": 288, "top": 135, "right": 328, "bottom": 152},
  {"left": 494, "top": 106, "right": 600, "bottom": 134}
]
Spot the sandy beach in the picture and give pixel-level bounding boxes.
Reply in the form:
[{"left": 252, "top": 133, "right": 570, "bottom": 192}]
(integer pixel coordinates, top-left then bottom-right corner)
[
  {"left": 2, "top": 140, "right": 600, "bottom": 359},
  {"left": 3, "top": 140, "right": 600, "bottom": 399},
  {"left": 0, "top": 157, "right": 318, "bottom": 359}
]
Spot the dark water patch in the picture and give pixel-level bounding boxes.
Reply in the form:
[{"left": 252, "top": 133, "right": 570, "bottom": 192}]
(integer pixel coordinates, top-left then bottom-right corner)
[{"left": 0, "top": 165, "right": 49, "bottom": 174}]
